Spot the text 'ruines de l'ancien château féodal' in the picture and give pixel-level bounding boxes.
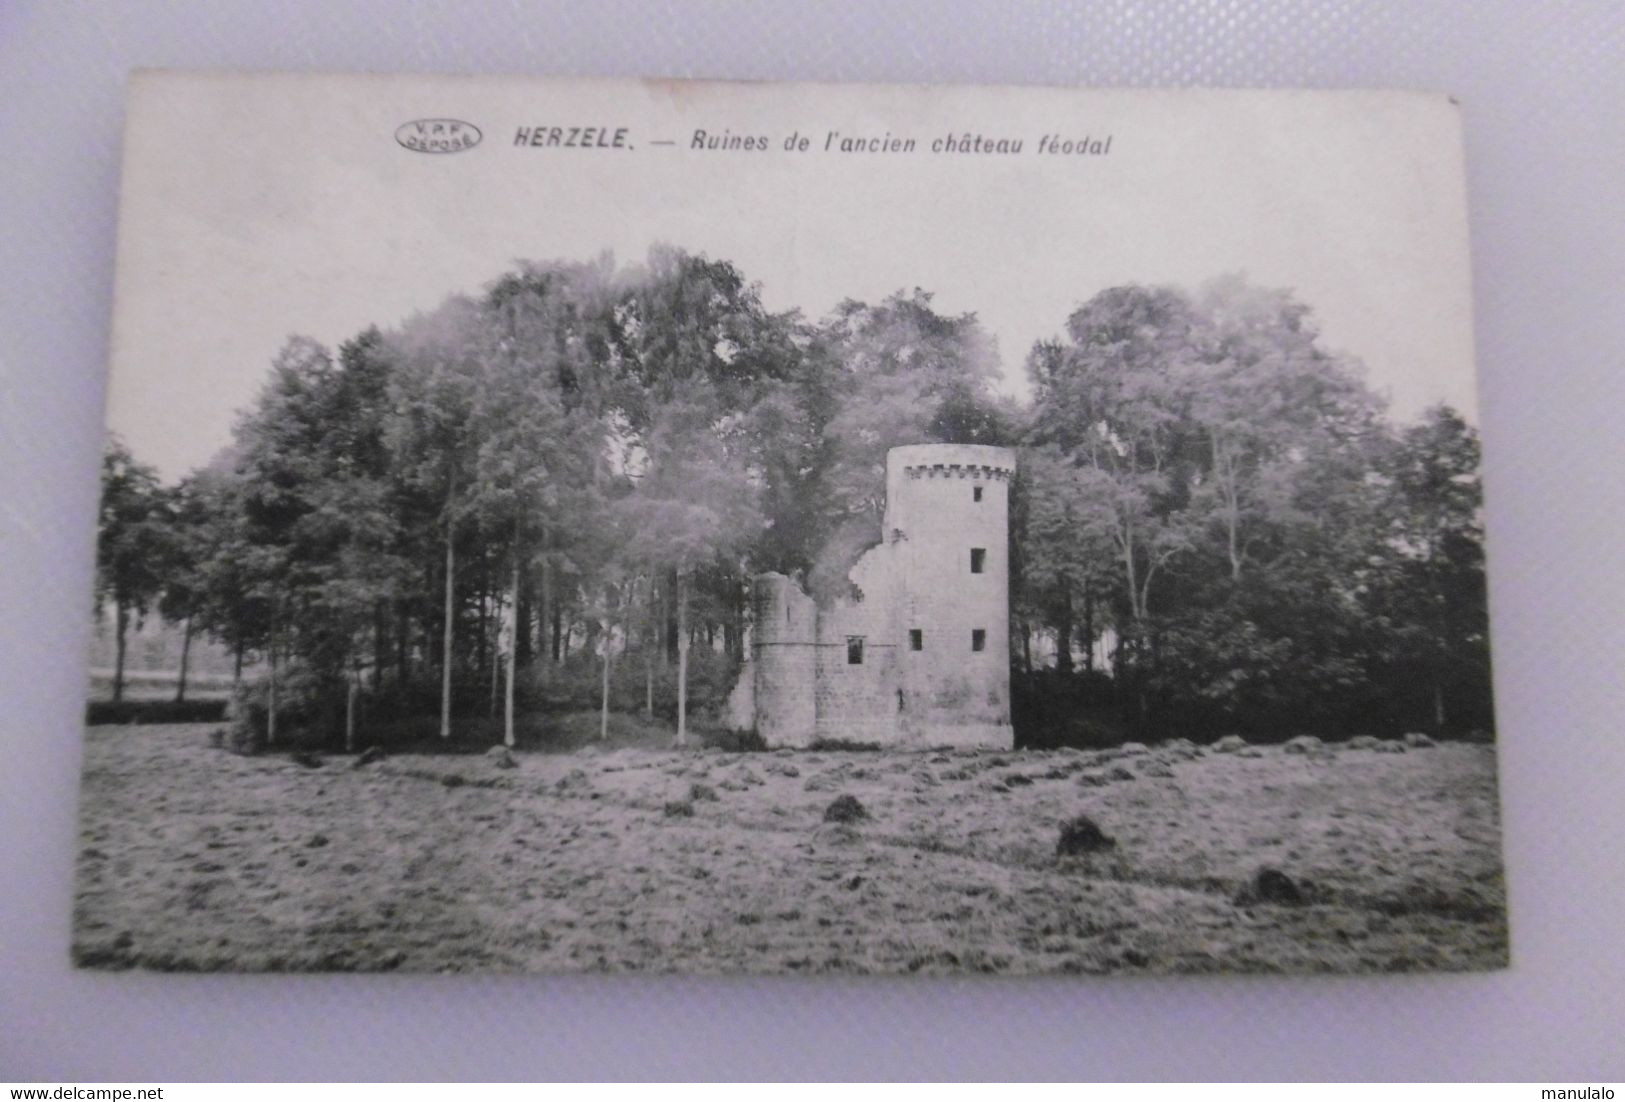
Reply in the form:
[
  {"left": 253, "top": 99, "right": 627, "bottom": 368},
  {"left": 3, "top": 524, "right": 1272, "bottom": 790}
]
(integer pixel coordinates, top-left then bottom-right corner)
[{"left": 511, "top": 125, "right": 1112, "bottom": 157}]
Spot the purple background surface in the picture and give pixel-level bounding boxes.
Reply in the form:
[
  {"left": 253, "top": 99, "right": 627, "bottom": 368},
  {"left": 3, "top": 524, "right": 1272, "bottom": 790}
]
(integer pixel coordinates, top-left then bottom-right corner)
[{"left": 2, "top": 1, "right": 1622, "bottom": 1082}]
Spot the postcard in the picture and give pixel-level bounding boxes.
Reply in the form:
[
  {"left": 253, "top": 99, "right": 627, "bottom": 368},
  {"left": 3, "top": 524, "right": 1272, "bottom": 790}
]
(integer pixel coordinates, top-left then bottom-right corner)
[{"left": 77, "top": 73, "right": 1503, "bottom": 973}]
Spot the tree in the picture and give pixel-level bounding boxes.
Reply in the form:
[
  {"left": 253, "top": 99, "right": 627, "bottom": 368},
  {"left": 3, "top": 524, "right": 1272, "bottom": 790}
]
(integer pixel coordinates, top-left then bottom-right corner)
[
  {"left": 604, "top": 247, "right": 787, "bottom": 740},
  {"left": 155, "top": 474, "right": 214, "bottom": 702},
  {"left": 1010, "top": 445, "right": 1117, "bottom": 672},
  {"left": 1366, "top": 404, "right": 1490, "bottom": 732},
  {"left": 473, "top": 260, "right": 611, "bottom": 746},
  {"left": 1026, "top": 286, "right": 1205, "bottom": 644},
  {"left": 387, "top": 300, "right": 487, "bottom": 738},
  {"left": 1025, "top": 278, "right": 1398, "bottom": 734},
  {"left": 95, "top": 438, "right": 168, "bottom": 703},
  {"left": 617, "top": 389, "right": 763, "bottom": 743},
  {"left": 185, "top": 457, "right": 271, "bottom": 688},
  {"left": 1182, "top": 275, "right": 1384, "bottom": 582},
  {"left": 820, "top": 289, "right": 1002, "bottom": 520},
  {"left": 805, "top": 289, "right": 1007, "bottom": 599},
  {"left": 304, "top": 330, "right": 404, "bottom": 749},
  {"left": 228, "top": 333, "right": 403, "bottom": 745}
]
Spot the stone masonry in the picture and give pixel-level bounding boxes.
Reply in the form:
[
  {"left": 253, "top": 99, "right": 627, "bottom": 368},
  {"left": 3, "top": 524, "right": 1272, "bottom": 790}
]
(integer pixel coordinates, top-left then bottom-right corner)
[{"left": 726, "top": 443, "right": 1016, "bottom": 749}]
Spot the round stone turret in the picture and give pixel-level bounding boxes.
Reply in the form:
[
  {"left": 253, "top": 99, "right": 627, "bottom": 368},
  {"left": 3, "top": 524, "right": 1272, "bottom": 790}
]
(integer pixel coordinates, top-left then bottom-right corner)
[{"left": 884, "top": 444, "right": 1016, "bottom": 747}]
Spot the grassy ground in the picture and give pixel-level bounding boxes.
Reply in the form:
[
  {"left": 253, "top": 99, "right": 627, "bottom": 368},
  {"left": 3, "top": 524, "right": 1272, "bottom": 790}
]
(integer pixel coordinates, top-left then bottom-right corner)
[{"left": 72, "top": 722, "right": 1508, "bottom": 974}]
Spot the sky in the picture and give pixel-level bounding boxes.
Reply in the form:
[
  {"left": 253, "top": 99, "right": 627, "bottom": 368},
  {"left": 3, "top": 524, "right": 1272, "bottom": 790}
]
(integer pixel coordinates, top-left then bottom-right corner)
[{"left": 106, "top": 75, "right": 1478, "bottom": 480}]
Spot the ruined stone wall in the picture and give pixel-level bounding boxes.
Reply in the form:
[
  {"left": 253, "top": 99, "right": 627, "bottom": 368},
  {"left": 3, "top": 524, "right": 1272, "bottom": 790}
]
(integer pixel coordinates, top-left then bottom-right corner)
[
  {"left": 812, "top": 541, "right": 900, "bottom": 742},
  {"left": 747, "top": 573, "right": 818, "bottom": 746},
  {"left": 729, "top": 443, "right": 1016, "bottom": 750}
]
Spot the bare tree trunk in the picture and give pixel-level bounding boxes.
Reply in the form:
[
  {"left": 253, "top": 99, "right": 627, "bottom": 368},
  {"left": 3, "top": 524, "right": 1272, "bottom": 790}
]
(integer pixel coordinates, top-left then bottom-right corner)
[
  {"left": 475, "top": 571, "right": 489, "bottom": 683},
  {"left": 676, "top": 571, "right": 690, "bottom": 746},
  {"left": 516, "top": 572, "right": 533, "bottom": 668},
  {"left": 345, "top": 663, "right": 357, "bottom": 754},
  {"left": 174, "top": 614, "right": 193, "bottom": 703},
  {"left": 372, "top": 603, "right": 386, "bottom": 691},
  {"left": 267, "top": 640, "right": 278, "bottom": 747},
  {"left": 441, "top": 481, "right": 456, "bottom": 740},
  {"left": 395, "top": 601, "right": 409, "bottom": 686},
  {"left": 644, "top": 576, "right": 656, "bottom": 718},
  {"left": 1054, "top": 583, "right": 1075, "bottom": 674},
  {"left": 112, "top": 602, "right": 129, "bottom": 704},
  {"left": 599, "top": 634, "right": 613, "bottom": 742},
  {"left": 490, "top": 589, "right": 502, "bottom": 718},
  {"left": 504, "top": 524, "right": 519, "bottom": 749},
  {"left": 1211, "top": 430, "right": 1245, "bottom": 581},
  {"left": 539, "top": 521, "right": 552, "bottom": 666},
  {"left": 664, "top": 568, "right": 678, "bottom": 667},
  {"left": 1083, "top": 585, "right": 1095, "bottom": 673}
]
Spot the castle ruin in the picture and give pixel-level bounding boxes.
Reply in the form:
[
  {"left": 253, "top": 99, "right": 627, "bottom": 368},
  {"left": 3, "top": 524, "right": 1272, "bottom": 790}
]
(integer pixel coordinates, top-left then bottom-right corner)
[{"left": 726, "top": 443, "right": 1016, "bottom": 749}]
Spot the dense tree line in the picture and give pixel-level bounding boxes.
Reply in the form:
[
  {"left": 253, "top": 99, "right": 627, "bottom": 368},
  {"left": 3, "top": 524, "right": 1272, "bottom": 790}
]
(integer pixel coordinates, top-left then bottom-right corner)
[
  {"left": 1013, "top": 277, "right": 1491, "bottom": 741},
  {"left": 95, "top": 250, "right": 1493, "bottom": 747}
]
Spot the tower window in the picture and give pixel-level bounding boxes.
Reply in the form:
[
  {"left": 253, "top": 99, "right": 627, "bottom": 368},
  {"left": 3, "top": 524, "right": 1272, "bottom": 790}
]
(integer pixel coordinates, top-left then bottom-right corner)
[
  {"left": 973, "top": 485, "right": 983, "bottom": 502},
  {"left": 909, "top": 629, "right": 923, "bottom": 651},
  {"left": 970, "top": 548, "right": 986, "bottom": 574},
  {"left": 971, "top": 629, "right": 987, "bottom": 652},
  {"left": 847, "top": 636, "right": 865, "bottom": 665}
]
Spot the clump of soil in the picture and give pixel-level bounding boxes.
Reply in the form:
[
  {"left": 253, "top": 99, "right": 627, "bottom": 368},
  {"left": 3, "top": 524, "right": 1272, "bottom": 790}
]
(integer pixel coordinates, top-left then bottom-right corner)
[
  {"left": 688, "top": 782, "right": 718, "bottom": 802},
  {"left": 823, "top": 794, "right": 869, "bottom": 823},
  {"left": 1056, "top": 813, "right": 1116, "bottom": 856},
  {"left": 1344, "top": 735, "right": 1381, "bottom": 751},
  {"left": 353, "top": 746, "right": 386, "bottom": 768},
  {"left": 663, "top": 800, "right": 694, "bottom": 818},
  {"left": 1212, "top": 735, "right": 1248, "bottom": 753},
  {"left": 1283, "top": 735, "right": 1324, "bottom": 755},
  {"left": 1403, "top": 731, "right": 1436, "bottom": 748},
  {"left": 718, "top": 766, "right": 764, "bottom": 792},
  {"left": 486, "top": 746, "right": 518, "bottom": 769},
  {"left": 290, "top": 751, "right": 323, "bottom": 769},
  {"left": 1236, "top": 866, "right": 1307, "bottom": 906},
  {"left": 1163, "top": 739, "right": 1203, "bottom": 761}
]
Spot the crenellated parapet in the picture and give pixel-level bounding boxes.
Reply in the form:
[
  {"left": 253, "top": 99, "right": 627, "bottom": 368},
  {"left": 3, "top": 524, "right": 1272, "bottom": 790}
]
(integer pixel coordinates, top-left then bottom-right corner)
[{"left": 902, "top": 462, "right": 1014, "bottom": 481}]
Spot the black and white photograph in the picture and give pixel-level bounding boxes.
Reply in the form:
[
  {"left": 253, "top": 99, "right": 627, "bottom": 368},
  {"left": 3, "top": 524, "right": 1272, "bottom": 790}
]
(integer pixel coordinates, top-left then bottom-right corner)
[{"left": 75, "top": 74, "right": 1505, "bottom": 975}]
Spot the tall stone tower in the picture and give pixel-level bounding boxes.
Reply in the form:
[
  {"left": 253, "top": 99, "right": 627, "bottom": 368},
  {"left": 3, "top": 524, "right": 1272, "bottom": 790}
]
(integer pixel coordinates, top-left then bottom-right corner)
[
  {"left": 885, "top": 443, "right": 1016, "bottom": 748},
  {"left": 725, "top": 442, "right": 1016, "bottom": 750}
]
